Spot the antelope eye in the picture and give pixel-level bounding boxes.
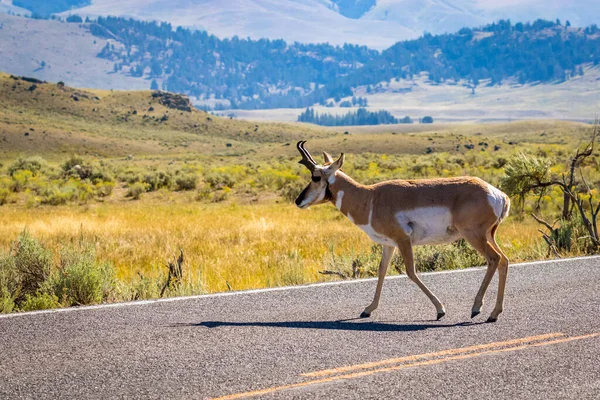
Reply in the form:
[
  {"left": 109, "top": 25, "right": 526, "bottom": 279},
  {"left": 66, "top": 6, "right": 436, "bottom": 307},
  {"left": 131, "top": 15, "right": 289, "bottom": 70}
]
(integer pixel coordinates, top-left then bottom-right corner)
[{"left": 311, "top": 176, "right": 321, "bottom": 182}]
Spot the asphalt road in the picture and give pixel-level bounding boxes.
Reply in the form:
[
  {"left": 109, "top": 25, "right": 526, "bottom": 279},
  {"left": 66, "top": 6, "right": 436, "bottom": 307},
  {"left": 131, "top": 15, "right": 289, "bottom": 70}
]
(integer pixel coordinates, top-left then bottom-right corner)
[{"left": 1, "top": 257, "right": 599, "bottom": 399}]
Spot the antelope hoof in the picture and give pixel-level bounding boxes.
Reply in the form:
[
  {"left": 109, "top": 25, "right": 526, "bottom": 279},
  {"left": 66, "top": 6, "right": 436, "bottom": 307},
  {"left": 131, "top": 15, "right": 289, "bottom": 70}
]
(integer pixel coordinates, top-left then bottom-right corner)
[
  {"left": 486, "top": 316, "right": 498, "bottom": 323},
  {"left": 360, "top": 311, "right": 371, "bottom": 318},
  {"left": 436, "top": 311, "right": 446, "bottom": 321},
  {"left": 471, "top": 310, "right": 480, "bottom": 319}
]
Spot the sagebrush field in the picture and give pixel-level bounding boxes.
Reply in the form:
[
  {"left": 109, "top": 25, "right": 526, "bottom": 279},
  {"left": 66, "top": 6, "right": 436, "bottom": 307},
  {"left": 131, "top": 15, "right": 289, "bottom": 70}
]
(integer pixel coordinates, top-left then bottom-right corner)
[{"left": 1, "top": 74, "right": 598, "bottom": 313}]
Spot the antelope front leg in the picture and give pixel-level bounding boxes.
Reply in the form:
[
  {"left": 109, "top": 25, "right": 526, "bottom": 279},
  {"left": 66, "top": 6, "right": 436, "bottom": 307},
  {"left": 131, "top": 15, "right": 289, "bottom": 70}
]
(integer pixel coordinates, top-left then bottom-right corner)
[
  {"left": 398, "top": 241, "right": 446, "bottom": 320},
  {"left": 360, "top": 245, "right": 395, "bottom": 318}
]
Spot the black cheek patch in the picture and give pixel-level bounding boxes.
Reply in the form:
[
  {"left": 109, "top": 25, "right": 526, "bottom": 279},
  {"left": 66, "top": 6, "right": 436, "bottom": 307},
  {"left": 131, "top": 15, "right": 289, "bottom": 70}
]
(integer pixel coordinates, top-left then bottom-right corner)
[{"left": 295, "top": 186, "right": 309, "bottom": 206}]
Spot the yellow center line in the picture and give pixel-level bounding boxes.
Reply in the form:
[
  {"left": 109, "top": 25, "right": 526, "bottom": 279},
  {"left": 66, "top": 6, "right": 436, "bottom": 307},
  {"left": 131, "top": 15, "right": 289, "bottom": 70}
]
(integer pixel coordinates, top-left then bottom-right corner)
[
  {"left": 210, "top": 332, "right": 600, "bottom": 400},
  {"left": 302, "top": 332, "right": 565, "bottom": 377}
]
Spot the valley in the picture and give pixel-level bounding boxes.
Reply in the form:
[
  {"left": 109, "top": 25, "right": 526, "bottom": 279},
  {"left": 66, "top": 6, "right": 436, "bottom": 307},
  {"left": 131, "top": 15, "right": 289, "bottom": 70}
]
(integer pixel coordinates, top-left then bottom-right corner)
[
  {"left": 233, "top": 68, "right": 600, "bottom": 123},
  {"left": 1, "top": 73, "right": 598, "bottom": 313}
]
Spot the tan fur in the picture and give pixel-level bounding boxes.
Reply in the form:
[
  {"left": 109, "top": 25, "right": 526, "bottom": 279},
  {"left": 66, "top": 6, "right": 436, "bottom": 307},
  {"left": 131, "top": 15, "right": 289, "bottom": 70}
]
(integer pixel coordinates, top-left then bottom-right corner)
[
  {"left": 295, "top": 144, "right": 511, "bottom": 322},
  {"left": 330, "top": 172, "right": 501, "bottom": 237}
]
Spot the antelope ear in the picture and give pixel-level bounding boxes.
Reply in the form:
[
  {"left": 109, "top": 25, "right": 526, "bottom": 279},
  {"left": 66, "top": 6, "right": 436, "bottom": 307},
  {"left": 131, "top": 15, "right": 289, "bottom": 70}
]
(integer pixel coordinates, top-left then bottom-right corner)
[
  {"left": 329, "top": 153, "right": 344, "bottom": 171},
  {"left": 323, "top": 151, "right": 334, "bottom": 164}
]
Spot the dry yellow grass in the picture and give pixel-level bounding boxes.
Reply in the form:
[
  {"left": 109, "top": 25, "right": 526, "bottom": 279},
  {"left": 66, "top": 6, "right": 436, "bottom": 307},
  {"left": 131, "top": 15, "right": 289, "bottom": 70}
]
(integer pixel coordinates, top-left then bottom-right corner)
[
  {"left": 0, "top": 196, "right": 559, "bottom": 295},
  {"left": 0, "top": 200, "right": 362, "bottom": 292}
]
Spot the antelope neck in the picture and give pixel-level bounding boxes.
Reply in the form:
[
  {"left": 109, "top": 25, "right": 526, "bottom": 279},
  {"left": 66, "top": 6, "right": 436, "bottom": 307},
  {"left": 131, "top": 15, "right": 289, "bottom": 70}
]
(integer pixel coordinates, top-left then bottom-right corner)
[{"left": 329, "top": 172, "right": 371, "bottom": 222}]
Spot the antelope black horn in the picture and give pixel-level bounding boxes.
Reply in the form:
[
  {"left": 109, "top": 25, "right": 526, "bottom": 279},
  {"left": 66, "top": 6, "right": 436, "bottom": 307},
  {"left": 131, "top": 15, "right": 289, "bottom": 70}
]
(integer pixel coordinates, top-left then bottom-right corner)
[{"left": 297, "top": 140, "right": 317, "bottom": 171}]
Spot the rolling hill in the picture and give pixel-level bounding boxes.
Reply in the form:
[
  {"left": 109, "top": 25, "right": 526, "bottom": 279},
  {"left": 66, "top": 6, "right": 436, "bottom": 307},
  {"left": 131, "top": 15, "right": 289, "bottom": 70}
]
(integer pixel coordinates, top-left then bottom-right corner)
[
  {"left": 234, "top": 66, "right": 600, "bottom": 123},
  {"left": 4, "top": 71, "right": 591, "bottom": 159},
  {"left": 0, "top": 72, "right": 324, "bottom": 160}
]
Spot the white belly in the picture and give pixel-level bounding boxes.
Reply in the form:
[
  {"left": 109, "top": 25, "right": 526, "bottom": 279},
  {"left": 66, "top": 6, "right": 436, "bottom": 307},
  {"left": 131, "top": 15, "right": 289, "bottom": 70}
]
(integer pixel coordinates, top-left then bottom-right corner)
[
  {"left": 356, "top": 223, "right": 397, "bottom": 247},
  {"left": 396, "top": 207, "right": 461, "bottom": 245}
]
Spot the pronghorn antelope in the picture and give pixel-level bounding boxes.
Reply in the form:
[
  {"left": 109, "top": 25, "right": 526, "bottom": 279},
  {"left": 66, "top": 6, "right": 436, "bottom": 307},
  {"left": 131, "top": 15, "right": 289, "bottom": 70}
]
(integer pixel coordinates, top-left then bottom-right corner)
[{"left": 295, "top": 141, "right": 510, "bottom": 322}]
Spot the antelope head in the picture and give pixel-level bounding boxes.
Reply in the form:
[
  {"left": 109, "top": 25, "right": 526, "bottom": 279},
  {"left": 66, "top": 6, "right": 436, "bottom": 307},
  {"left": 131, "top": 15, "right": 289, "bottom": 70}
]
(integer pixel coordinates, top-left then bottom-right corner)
[{"left": 295, "top": 141, "right": 344, "bottom": 209}]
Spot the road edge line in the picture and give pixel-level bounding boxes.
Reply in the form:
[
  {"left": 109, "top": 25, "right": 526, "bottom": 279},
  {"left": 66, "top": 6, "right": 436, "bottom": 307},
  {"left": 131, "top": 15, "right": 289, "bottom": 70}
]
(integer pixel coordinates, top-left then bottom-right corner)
[{"left": 1, "top": 255, "right": 598, "bottom": 319}]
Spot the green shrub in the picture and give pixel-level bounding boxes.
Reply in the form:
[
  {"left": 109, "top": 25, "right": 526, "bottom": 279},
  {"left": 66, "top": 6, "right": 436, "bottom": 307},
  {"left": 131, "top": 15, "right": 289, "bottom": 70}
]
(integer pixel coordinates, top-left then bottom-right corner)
[
  {"left": 550, "top": 218, "right": 588, "bottom": 253},
  {"left": 62, "top": 155, "right": 86, "bottom": 172},
  {"left": 52, "top": 244, "right": 116, "bottom": 306},
  {"left": 501, "top": 153, "right": 551, "bottom": 200},
  {"left": 196, "top": 186, "right": 212, "bottom": 202},
  {"left": 40, "top": 184, "right": 75, "bottom": 205},
  {"left": 0, "top": 231, "right": 54, "bottom": 313},
  {"left": 175, "top": 173, "right": 198, "bottom": 191},
  {"left": 8, "top": 156, "right": 47, "bottom": 176},
  {"left": 126, "top": 182, "right": 149, "bottom": 199},
  {"left": 28, "top": 170, "right": 116, "bottom": 205},
  {"left": 254, "top": 167, "right": 299, "bottom": 191},
  {"left": 196, "top": 185, "right": 231, "bottom": 203},
  {"left": 128, "top": 274, "right": 160, "bottom": 301},
  {"left": 0, "top": 232, "right": 127, "bottom": 313},
  {"left": 117, "top": 169, "right": 144, "bottom": 185},
  {"left": 0, "top": 253, "right": 18, "bottom": 313},
  {"left": 492, "top": 157, "right": 508, "bottom": 169},
  {"left": 324, "top": 244, "right": 383, "bottom": 279},
  {"left": 0, "top": 175, "right": 11, "bottom": 187},
  {"left": 73, "top": 180, "right": 95, "bottom": 203},
  {"left": 11, "top": 231, "right": 53, "bottom": 301},
  {"left": 211, "top": 187, "right": 231, "bottom": 203},
  {"left": 23, "top": 175, "right": 51, "bottom": 196},
  {"left": 19, "top": 291, "right": 61, "bottom": 311},
  {"left": 10, "top": 170, "right": 33, "bottom": 192},
  {"left": 143, "top": 170, "right": 173, "bottom": 191},
  {"left": 205, "top": 172, "right": 235, "bottom": 189},
  {"left": 0, "top": 188, "right": 11, "bottom": 205},
  {"left": 412, "top": 239, "right": 483, "bottom": 272},
  {"left": 95, "top": 181, "right": 115, "bottom": 197},
  {"left": 0, "top": 288, "right": 15, "bottom": 313},
  {"left": 62, "top": 155, "right": 114, "bottom": 182}
]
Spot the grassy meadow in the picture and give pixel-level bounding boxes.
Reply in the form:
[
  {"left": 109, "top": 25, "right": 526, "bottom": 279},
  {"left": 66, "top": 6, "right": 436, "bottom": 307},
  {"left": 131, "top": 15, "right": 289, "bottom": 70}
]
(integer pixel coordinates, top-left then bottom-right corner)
[{"left": 1, "top": 73, "right": 598, "bottom": 313}]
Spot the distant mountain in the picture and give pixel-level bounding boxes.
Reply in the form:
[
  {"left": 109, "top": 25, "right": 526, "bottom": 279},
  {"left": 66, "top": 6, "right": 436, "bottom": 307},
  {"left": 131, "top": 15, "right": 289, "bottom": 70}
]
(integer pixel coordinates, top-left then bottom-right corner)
[
  {"left": 0, "top": 0, "right": 30, "bottom": 15},
  {"left": 82, "top": 16, "right": 600, "bottom": 110},
  {"left": 0, "top": 13, "right": 147, "bottom": 91},
  {"left": 88, "top": 15, "right": 378, "bottom": 108},
  {"left": 53, "top": 0, "right": 414, "bottom": 49},
  {"left": 42, "top": 0, "right": 600, "bottom": 48},
  {"left": 1, "top": 12, "right": 598, "bottom": 121},
  {"left": 11, "top": 0, "right": 90, "bottom": 17}
]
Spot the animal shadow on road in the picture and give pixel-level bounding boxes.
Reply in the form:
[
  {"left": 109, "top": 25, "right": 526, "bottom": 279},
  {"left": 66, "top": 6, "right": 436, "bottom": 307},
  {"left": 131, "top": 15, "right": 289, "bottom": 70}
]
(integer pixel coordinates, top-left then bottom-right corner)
[{"left": 173, "top": 318, "right": 481, "bottom": 332}]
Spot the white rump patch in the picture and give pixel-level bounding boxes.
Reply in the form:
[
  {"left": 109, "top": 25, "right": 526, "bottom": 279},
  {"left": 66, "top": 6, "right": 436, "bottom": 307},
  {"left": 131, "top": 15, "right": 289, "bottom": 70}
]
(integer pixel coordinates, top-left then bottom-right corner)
[
  {"left": 486, "top": 183, "right": 506, "bottom": 219},
  {"left": 396, "top": 207, "right": 461, "bottom": 246}
]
